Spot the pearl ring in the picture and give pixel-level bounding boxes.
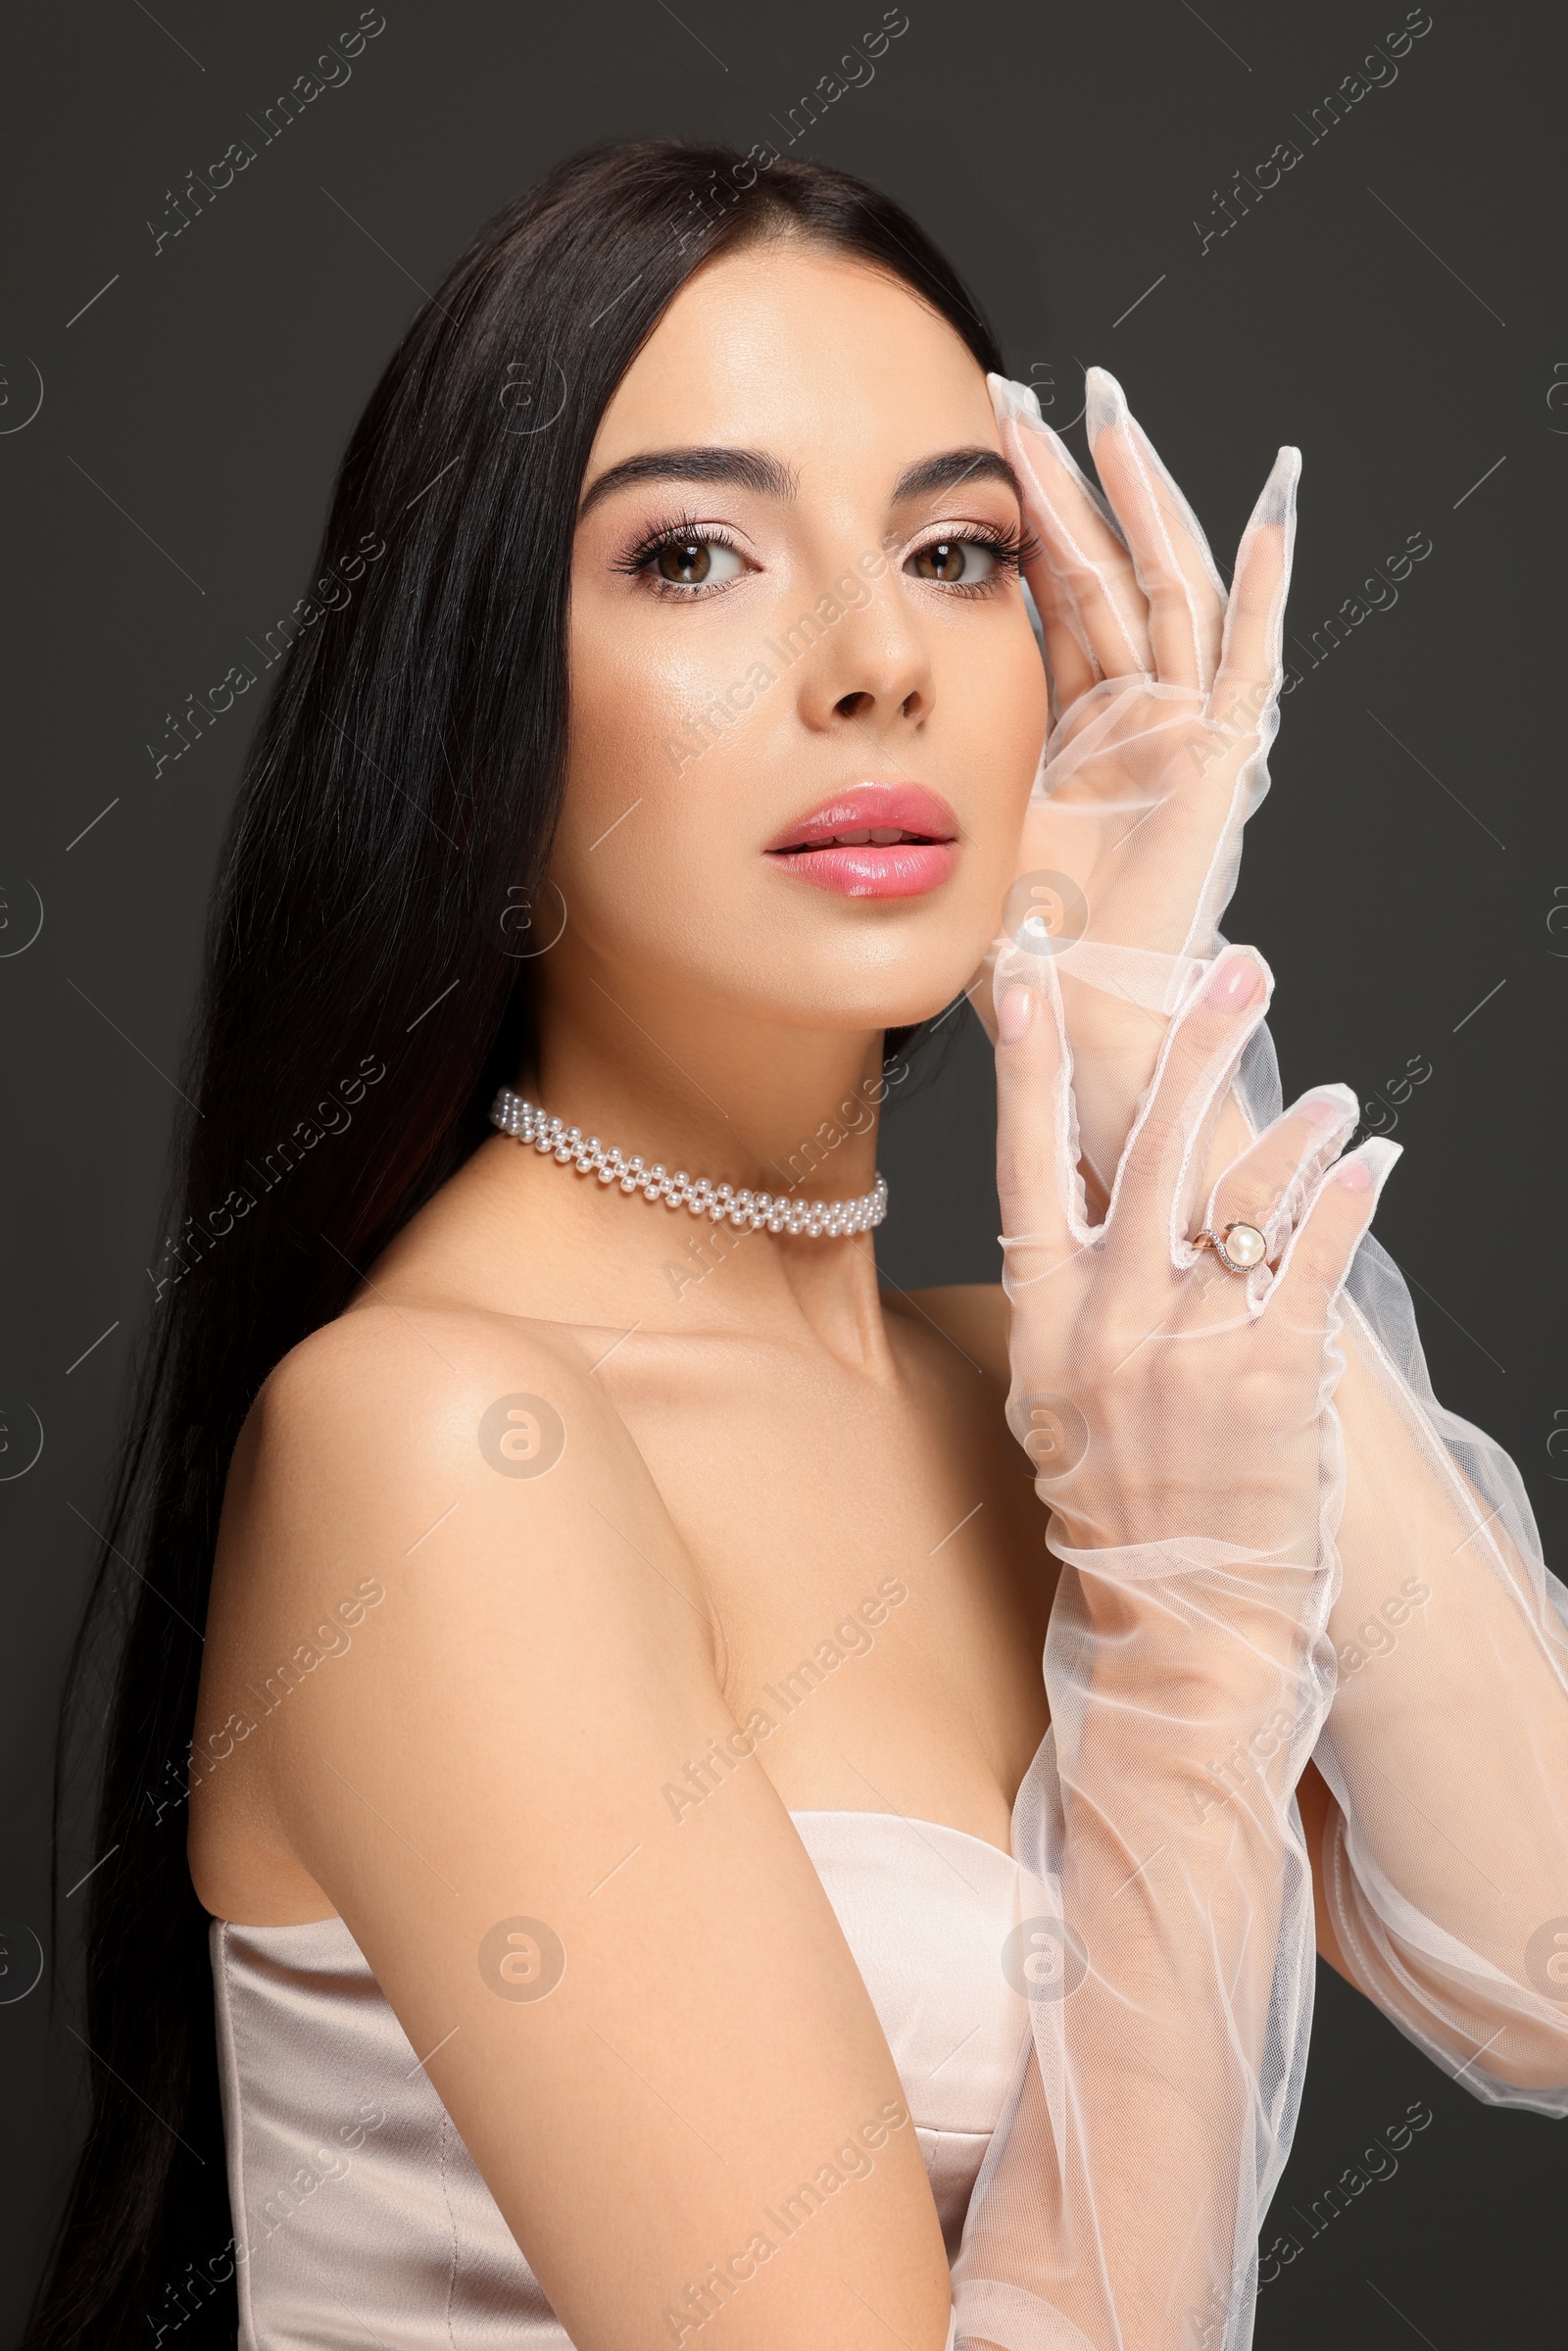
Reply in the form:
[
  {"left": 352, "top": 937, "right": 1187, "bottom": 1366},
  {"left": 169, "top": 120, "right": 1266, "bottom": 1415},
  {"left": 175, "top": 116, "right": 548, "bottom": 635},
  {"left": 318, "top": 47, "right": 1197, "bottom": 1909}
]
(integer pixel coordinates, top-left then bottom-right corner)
[{"left": 1193, "top": 1220, "right": 1268, "bottom": 1275}]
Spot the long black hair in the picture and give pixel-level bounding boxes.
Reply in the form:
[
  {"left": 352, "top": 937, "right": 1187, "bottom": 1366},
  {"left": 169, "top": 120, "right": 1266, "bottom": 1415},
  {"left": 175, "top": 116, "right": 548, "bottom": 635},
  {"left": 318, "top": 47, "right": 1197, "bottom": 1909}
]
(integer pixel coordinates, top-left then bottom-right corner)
[{"left": 26, "top": 138, "right": 1004, "bottom": 2347}]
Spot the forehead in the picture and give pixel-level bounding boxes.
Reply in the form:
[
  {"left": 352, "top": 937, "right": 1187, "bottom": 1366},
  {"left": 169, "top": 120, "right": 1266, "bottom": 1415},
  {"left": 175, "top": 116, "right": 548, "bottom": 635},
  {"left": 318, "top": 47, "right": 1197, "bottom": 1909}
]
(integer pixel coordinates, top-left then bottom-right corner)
[{"left": 587, "top": 243, "right": 1002, "bottom": 481}]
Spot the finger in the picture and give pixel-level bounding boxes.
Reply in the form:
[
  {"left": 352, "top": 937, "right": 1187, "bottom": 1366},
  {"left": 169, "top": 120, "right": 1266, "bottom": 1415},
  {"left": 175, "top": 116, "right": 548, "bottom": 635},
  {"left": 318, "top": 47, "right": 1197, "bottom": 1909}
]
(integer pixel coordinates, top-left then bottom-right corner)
[
  {"left": 1201, "top": 1085, "right": 1360, "bottom": 1273},
  {"left": 1083, "top": 367, "right": 1228, "bottom": 693},
  {"left": 1108, "top": 947, "right": 1274, "bottom": 1278},
  {"left": 993, "top": 961, "right": 1083, "bottom": 1276},
  {"left": 1268, "top": 1139, "right": 1401, "bottom": 1334},
  {"left": 990, "top": 373, "right": 1152, "bottom": 687},
  {"left": 1211, "top": 447, "right": 1299, "bottom": 734},
  {"left": 965, "top": 948, "right": 1001, "bottom": 1047},
  {"left": 1023, "top": 551, "right": 1102, "bottom": 715}
]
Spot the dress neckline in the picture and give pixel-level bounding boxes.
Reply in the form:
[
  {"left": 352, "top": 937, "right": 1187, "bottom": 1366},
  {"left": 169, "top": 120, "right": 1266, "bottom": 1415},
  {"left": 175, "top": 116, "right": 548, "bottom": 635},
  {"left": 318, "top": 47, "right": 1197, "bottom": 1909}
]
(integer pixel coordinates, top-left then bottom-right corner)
[
  {"left": 788, "top": 1805, "right": 1018, "bottom": 1865},
  {"left": 211, "top": 1806, "right": 1020, "bottom": 1934}
]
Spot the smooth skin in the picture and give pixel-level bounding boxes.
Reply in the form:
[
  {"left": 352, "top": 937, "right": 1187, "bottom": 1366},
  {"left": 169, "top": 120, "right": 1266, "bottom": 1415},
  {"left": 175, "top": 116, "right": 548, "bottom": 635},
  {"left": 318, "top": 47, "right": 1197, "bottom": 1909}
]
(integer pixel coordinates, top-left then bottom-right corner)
[{"left": 190, "top": 245, "right": 1345, "bottom": 2351}]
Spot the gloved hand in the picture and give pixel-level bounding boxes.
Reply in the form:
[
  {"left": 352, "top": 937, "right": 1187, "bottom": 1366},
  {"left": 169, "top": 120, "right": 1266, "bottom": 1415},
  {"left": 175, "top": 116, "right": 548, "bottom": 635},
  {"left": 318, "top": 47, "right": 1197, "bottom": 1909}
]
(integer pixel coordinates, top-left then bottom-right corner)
[
  {"left": 947, "top": 937, "right": 1397, "bottom": 2350},
  {"left": 968, "top": 368, "right": 1298, "bottom": 1212}
]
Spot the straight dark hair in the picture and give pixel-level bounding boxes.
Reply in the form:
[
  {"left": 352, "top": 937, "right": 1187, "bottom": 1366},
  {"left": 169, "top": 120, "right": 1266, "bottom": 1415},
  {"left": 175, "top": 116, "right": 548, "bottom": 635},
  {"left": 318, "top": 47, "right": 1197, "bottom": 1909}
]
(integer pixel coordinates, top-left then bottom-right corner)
[{"left": 26, "top": 137, "right": 1004, "bottom": 2347}]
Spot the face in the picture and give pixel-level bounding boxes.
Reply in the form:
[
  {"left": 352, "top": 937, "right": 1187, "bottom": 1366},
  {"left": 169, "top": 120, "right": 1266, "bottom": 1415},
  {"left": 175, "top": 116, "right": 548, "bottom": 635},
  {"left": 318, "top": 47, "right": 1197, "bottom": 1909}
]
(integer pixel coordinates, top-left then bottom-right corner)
[{"left": 548, "top": 242, "right": 1049, "bottom": 1037}]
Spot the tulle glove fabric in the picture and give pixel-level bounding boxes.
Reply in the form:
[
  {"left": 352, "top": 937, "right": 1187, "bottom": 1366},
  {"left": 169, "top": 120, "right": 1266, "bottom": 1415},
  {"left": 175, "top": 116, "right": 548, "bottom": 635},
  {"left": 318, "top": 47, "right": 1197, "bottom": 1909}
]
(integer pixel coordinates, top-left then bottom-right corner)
[
  {"left": 948, "top": 939, "right": 1396, "bottom": 2350},
  {"left": 968, "top": 366, "right": 1568, "bottom": 2141},
  {"left": 1227, "top": 1030, "right": 1568, "bottom": 2116},
  {"left": 967, "top": 369, "right": 1300, "bottom": 1202}
]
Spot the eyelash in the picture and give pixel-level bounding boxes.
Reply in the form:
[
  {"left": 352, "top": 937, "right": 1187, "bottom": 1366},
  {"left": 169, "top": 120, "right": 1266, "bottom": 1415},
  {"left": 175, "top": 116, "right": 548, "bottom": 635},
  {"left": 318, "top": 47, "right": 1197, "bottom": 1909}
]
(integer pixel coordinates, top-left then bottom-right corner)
[
  {"left": 612, "top": 513, "right": 1040, "bottom": 600},
  {"left": 612, "top": 513, "right": 749, "bottom": 600},
  {"left": 909, "top": 519, "right": 1040, "bottom": 599}
]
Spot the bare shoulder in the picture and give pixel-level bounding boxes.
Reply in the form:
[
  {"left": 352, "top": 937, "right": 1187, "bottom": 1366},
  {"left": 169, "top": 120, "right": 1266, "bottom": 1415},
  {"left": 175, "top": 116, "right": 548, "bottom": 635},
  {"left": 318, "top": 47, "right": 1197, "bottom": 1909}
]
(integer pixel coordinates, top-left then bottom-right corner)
[
  {"left": 883, "top": 1280, "right": 1010, "bottom": 1382},
  {"left": 214, "top": 1296, "right": 697, "bottom": 1629},
  {"left": 190, "top": 1298, "right": 717, "bottom": 1909},
  {"left": 189, "top": 1300, "right": 951, "bottom": 2348},
  {"left": 232, "top": 1296, "right": 649, "bottom": 1541}
]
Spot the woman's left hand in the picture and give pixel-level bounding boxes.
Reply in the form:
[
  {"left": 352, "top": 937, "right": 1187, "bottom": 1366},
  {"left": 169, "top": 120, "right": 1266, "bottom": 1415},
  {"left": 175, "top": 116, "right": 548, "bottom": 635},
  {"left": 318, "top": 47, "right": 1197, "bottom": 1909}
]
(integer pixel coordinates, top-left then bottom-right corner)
[{"left": 969, "top": 368, "right": 1299, "bottom": 1207}]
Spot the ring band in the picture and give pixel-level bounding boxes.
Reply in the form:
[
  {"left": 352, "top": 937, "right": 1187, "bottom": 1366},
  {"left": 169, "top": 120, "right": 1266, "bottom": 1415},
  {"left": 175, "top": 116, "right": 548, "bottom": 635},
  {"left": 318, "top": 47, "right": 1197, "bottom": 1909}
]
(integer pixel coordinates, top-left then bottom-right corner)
[{"left": 1194, "top": 1220, "right": 1268, "bottom": 1275}]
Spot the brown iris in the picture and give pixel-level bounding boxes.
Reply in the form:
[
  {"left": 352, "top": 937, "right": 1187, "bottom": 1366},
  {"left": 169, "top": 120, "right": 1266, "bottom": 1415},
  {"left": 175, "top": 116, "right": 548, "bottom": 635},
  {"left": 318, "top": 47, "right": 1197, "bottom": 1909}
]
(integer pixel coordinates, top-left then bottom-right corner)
[
  {"left": 911, "top": 539, "right": 971, "bottom": 581},
  {"left": 654, "top": 538, "right": 712, "bottom": 584}
]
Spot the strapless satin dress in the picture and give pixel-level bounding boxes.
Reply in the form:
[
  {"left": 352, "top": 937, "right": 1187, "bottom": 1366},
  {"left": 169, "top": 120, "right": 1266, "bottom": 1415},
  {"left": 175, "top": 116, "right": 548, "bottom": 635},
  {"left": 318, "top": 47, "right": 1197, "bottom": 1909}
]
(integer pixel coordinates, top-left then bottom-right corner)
[{"left": 213, "top": 1808, "right": 1031, "bottom": 2347}]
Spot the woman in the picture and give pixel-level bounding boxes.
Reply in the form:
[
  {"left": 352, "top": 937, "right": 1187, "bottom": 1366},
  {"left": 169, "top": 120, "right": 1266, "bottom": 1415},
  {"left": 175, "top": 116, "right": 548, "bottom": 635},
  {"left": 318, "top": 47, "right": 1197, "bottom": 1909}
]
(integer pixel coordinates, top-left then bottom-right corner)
[{"left": 30, "top": 141, "right": 1568, "bottom": 2351}]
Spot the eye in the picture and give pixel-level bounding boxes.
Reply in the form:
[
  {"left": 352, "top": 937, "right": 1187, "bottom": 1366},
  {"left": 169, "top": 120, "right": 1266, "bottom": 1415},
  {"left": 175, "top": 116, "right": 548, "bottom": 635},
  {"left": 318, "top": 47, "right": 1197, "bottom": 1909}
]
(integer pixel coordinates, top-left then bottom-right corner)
[
  {"left": 905, "top": 535, "right": 1003, "bottom": 587},
  {"left": 640, "top": 531, "right": 747, "bottom": 592}
]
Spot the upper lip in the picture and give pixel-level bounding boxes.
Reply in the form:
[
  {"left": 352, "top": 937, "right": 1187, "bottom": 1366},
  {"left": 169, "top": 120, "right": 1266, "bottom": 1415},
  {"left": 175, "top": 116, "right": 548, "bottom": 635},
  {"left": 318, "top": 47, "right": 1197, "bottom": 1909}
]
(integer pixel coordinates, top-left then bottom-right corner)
[{"left": 764, "top": 782, "right": 959, "bottom": 854}]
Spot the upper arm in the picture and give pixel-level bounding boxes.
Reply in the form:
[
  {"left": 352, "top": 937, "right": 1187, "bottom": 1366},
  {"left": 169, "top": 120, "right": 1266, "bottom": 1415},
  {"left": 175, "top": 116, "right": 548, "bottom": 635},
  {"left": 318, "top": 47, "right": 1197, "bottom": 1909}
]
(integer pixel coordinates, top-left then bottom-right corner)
[
  {"left": 1297, "top": 1757, "right": 1355, "bottom": 1984},
  {"left": 201, "top": 1307, "right": 951, "bottom": 2351}
]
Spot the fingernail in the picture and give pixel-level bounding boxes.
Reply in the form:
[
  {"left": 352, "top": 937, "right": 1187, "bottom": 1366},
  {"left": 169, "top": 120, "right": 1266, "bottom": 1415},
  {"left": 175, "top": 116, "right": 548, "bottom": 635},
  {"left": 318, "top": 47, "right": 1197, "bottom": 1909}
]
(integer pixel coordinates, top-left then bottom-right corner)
[
  {"left": 1084, "top": 367, "right": 1127, "bottom": 442},
  {"left": 1303, "top": 1093, "right": 1345, "bottom": 1126},
  {"left": 1335, "top": 1155, "right": 1373, "bottom": 1193},
  {"left": 1204, "top": 955, "right": 1263, "bottom": 1010},
  {"left": 998, "top": 985, "right": 1034, "bottom": 1044},
  {"left": 1255, "top": 447, "right": 1300, "bottom": 528}
]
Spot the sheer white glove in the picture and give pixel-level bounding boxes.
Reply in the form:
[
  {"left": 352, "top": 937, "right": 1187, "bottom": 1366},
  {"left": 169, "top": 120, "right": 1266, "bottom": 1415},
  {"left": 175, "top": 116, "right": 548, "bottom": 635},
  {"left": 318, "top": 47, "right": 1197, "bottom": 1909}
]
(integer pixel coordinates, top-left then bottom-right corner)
[
  {"left": 949, "top": 940, "right": 1396, "bottom": 2351},
  {"left": 1222, "top": 1046, "right": 1568, "bottom": 2121},
  {"left": 968, "top": 368, "right": 1298, "bottom": 1208}
]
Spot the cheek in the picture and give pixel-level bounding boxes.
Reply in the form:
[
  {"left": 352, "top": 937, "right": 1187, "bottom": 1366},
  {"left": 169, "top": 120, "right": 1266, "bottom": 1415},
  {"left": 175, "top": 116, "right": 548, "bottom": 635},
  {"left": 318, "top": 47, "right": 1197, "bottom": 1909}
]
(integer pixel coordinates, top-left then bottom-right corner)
[
  {"left": 555, "top": 604, "right": 769, "bottom": 961},
  {"left": 564, "top": 609, "right": 715, "bottom": 818},
  {"left": 933, "top": 617, "right": 1050, "bottom": 848}
]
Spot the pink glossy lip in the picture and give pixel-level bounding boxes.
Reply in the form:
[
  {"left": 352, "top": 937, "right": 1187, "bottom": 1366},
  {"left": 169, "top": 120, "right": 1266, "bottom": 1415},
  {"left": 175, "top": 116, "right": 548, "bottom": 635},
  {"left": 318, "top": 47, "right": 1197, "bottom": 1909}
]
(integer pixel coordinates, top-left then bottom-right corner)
[{"left": 763, "top": 783, "right": 960, "bottom": 900}]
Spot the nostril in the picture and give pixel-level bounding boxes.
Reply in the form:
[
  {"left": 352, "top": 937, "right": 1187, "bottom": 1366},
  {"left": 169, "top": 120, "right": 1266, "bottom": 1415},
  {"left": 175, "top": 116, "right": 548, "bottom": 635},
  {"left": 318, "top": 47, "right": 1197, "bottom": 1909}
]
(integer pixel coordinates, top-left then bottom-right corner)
[{"left": 834, "top": 690, "right": 872, "bottom": 718}]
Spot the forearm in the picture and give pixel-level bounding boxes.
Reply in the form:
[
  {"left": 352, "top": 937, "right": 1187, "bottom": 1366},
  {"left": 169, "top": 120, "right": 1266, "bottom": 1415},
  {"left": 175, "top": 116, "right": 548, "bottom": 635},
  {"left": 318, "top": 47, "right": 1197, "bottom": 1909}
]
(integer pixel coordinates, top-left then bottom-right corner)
[
  {"left": 952, "top": 1558, "right": 1329, "bottom": 2346},
  {"left": 1310, "top": 1305, "right": 1568, "bottom": 2091}
]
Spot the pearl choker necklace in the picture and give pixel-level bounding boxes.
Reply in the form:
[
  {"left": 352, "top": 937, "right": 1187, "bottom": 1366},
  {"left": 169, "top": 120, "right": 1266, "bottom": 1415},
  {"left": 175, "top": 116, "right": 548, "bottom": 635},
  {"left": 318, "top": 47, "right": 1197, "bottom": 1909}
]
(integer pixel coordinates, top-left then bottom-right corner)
[{"left": 489, "top": 1088, "right": 888, "bottom": 1239}]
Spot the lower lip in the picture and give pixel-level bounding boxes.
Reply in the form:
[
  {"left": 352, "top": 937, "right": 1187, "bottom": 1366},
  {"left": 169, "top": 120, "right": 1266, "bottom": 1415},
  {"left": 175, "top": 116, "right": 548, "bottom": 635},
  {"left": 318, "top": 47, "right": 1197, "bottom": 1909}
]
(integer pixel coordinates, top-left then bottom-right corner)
[{"left": 766, "top": 841, "right": 958, "bottom": 899}]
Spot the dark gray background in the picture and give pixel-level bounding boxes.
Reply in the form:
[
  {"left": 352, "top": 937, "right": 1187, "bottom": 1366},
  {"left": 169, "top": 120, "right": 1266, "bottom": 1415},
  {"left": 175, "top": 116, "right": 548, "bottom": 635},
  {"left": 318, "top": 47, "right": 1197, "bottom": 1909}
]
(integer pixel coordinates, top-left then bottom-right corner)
[{"left": 3, "top": 0, "right": 1564, "bottom": 2340}]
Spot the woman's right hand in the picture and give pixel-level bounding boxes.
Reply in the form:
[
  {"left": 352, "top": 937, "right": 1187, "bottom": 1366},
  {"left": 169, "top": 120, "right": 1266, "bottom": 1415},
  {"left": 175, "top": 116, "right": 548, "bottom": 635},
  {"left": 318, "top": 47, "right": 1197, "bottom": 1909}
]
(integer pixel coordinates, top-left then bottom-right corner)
[{"left": 993, "top": 938, "right": 1398, "bottom": 1652}]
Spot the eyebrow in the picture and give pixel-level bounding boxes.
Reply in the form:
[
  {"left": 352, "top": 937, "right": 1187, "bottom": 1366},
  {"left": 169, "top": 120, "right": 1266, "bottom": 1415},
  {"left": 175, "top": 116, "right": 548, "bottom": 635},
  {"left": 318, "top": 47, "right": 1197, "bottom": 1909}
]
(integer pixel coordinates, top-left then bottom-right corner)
[
  {"left": 576, "top": 443, "right": 1021, "bottom": 520},
  {"left": 577, "top": 447, "right": 797, "bottom": 518},
  {"left": 891, "top": 448, "right": 1023, "bottom": 505}
]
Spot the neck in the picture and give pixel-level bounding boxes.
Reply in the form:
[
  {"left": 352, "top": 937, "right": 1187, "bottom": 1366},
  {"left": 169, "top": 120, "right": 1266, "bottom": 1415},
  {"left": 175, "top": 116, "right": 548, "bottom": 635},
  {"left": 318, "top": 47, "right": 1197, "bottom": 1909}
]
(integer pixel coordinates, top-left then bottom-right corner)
[
  {"left": 451, "top": 954, "right": 909, "bottom": 1352},
  {"left": 530, "top": 963, "right": 890, "bottom": 1207}
]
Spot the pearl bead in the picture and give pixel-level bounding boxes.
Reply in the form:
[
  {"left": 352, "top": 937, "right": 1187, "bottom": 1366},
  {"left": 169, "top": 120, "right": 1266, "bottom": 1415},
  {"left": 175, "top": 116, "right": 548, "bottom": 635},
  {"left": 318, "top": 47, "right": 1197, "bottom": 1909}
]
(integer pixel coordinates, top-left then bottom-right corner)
[
  {"left": 1223, "top": 1221, "right": 1267, "bottom": 1269},
  {"left": 486, "top": 1090, "right": 886, "bottom": 1240}
]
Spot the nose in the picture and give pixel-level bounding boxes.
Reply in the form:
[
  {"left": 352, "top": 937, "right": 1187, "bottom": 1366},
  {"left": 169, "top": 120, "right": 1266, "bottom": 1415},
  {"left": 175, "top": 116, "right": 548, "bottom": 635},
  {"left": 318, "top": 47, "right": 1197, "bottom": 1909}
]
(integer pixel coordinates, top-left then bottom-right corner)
[{"left": 788, "top": 558, "right": 933, "bottom": 738}]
